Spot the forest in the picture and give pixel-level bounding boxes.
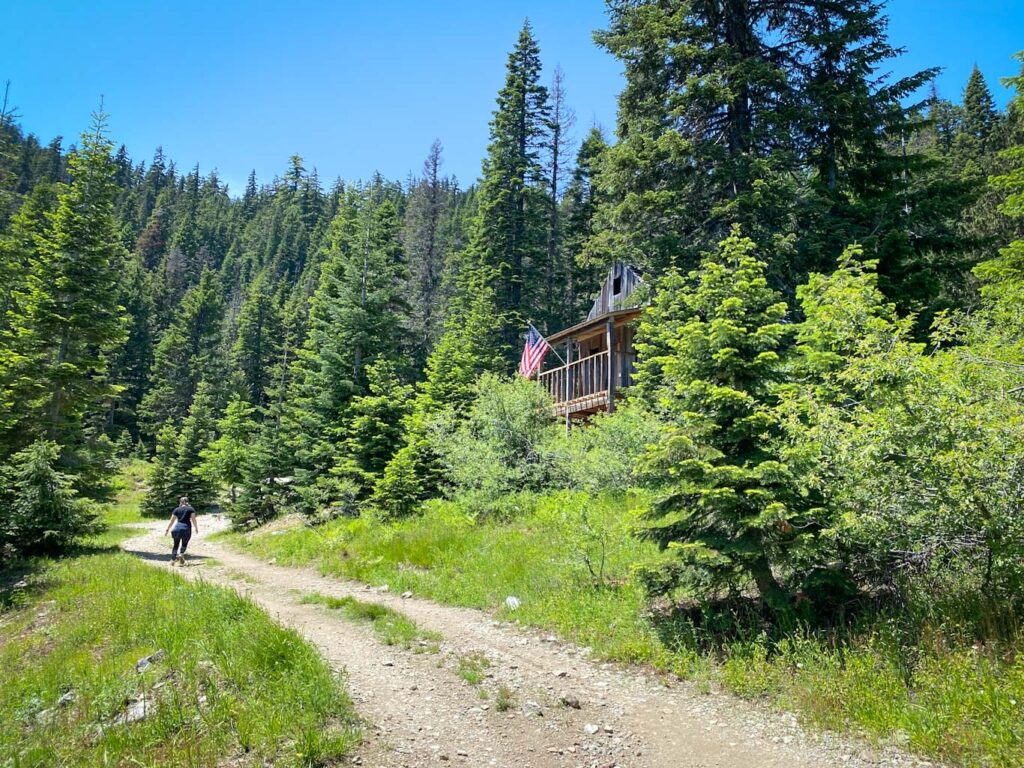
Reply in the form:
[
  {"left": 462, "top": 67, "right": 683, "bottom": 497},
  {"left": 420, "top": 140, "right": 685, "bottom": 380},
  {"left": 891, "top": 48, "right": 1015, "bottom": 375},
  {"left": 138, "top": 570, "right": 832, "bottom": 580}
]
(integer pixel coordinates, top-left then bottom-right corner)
[{"left": 2, "top": 1, "right": 1024, "bottom": 764}]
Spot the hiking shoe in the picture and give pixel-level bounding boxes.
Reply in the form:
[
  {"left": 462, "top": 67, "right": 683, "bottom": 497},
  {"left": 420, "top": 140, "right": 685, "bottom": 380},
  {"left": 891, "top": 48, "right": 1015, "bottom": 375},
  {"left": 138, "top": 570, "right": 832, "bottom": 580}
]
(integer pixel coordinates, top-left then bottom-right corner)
[{"left": 176, "top": 555, "right": 186, "bottom": 566}]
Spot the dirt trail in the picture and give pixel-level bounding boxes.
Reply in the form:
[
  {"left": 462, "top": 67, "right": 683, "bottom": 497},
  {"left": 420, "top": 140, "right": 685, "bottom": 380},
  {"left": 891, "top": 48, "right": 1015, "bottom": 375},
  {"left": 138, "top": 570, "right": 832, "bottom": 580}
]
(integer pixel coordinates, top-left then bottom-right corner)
[{"left": 123, "top": 518, "right": 933, "bottom": 768}]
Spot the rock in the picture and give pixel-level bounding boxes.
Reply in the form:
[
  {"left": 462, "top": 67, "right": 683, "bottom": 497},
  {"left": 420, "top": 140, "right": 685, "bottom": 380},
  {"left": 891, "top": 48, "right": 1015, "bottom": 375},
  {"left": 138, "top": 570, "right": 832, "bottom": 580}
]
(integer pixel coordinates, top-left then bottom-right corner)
[
  {"left": 560, "top": 695, "right": 581, "bottom": 709},
  {"left": 135, "top": 650, "right": 165, "bottom": 673},
  {"left": 114, "top": 696, "right": 150, "bottom": 725},
  {"left": 382, "top": 660, "right": 395, "bottom": 667},
  {"left": 56, "top": 690, "right": 75, "bottom": 708},
  {"left": 504, "top": 596, "right": 521, "bottom": 611},
  {"left": 268, "top": 558, "right": 277, "bottom": 565},
  {"left": 542, "top": 635, "right": 557, "bottom": 643},
  {"left": 555, "top": 670, "right": 569, "bottom": 677},
  {"left": 584, "top": 723, "right": 600, "bottom": 735},
  {"left": 457, "top": 750, "right": 469, "bottom": 757},
  {"left": 401, "top": 590, "right": 413, "bottom": 599},
  {"left": 603, "top": 725, "right": 613, "bottom": 734},
  {"left": 13, "top": 579, "right": 28, "bottom": 589},
  {"left": 439, "top": 755, "right": 449, "bottom": 762},
  {"left": 522, "top": 700, "right": 543, "bottom": 717}
]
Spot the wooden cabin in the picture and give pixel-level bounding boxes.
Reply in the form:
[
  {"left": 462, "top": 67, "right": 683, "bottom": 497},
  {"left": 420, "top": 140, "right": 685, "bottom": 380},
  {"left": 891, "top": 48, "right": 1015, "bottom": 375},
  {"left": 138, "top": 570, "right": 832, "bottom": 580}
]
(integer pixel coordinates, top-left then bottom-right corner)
[{"left": 537, "top": 262, "right": 643, "bottom": 420}]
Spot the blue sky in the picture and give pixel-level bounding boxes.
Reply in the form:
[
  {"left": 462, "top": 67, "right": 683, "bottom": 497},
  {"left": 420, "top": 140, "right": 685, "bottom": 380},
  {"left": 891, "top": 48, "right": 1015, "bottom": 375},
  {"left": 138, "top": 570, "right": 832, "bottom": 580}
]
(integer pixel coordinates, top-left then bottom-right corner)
[{"left": 3, "top": 1, "right": 1022, "bottom": 194}]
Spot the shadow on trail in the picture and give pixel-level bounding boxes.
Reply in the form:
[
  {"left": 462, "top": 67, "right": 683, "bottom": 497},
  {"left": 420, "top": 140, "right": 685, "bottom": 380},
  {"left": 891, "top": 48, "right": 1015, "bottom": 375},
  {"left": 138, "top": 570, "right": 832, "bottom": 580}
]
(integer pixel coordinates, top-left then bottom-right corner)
[{"left": 121, "top": 544, "right": 215, "bottom": 565}]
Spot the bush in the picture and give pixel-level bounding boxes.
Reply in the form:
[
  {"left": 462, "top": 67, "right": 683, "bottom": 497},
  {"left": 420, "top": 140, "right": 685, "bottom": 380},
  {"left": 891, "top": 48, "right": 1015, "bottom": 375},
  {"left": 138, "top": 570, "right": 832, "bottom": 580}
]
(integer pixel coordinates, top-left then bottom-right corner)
[
  {"left": 430, "top": 374, "right": 559, "bottom": 502},
  {"left": 547, "top": 402, "right": 665, "bottom": 493},
  {"left": 0, "top": 441, "right": 97, "bottom": 557}
]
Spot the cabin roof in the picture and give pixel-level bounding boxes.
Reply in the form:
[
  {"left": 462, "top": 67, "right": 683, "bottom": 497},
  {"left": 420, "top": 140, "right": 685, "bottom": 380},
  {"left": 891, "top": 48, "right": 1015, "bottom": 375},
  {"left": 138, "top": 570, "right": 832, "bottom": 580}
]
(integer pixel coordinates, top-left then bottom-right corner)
[{"left": 546, "top": 307, "right": 642, "bottom": 346}]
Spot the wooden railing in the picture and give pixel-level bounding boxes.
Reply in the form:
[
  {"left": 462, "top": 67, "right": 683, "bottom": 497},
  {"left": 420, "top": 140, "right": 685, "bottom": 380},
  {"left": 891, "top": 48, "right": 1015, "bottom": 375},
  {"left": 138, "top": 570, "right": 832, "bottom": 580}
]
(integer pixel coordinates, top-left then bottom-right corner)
[{"left": 537, "top": 350, "right": 609, "bottom": 407}]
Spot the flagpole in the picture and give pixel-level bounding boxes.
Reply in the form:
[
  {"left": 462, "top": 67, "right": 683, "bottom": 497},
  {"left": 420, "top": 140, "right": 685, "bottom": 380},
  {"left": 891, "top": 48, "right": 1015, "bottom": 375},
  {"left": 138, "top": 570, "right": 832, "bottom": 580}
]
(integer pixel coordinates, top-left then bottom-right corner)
[{"left": 531, "top": 324, "right": 566, "bottom": 366}]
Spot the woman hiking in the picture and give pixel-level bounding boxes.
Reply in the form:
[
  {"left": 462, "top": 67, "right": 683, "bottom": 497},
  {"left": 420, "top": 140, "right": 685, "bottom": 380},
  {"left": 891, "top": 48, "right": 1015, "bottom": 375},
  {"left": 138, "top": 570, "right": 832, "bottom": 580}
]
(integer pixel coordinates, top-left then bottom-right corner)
[{"left": 164, "top": 496, "right": 198, "bottom": 565}]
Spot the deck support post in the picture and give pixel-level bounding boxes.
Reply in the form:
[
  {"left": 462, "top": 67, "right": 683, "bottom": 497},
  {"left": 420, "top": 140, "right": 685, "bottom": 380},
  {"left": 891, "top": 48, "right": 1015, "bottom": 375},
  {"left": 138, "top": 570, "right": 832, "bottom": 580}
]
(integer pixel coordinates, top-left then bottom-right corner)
[
  {"left": 606, "top": 318, "right": 616, "bottom": 413},
  {"left": 564, "top": 340, "right": 573, "bottom": 434}
]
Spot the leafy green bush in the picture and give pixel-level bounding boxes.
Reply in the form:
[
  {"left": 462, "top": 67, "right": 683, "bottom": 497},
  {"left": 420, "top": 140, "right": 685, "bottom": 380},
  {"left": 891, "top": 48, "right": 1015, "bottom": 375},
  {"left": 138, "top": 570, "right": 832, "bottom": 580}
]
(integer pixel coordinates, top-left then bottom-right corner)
[
  {"left": 547, "top": 402, "right": 665, "bottom": 493},
  {"left": 430, "top": 373, "right": 559, "bottom": 501}
]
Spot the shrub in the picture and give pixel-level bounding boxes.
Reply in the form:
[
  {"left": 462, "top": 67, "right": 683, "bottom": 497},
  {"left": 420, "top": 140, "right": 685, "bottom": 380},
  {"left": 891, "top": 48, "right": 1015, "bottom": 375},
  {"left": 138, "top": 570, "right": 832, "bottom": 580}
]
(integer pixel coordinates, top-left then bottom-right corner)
[
  {"left": 0, "top": 441, "right": 97, "bottom": 556},
  {"left": 430, "top": 374, "right": 559, "bottom": 502}
]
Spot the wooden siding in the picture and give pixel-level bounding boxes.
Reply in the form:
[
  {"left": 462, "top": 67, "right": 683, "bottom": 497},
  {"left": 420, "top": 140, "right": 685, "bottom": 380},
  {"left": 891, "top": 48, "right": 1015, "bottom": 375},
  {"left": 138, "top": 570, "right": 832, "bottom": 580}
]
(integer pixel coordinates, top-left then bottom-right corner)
[{"left": 586, "top": 262, "right": 643, "bottom": 321}]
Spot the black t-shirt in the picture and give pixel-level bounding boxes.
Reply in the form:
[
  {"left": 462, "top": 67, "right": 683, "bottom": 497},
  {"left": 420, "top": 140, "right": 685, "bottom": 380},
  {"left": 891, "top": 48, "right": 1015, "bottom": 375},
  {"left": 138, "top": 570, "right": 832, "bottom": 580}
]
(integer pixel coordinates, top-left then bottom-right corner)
[{"left": 171, "top": 505, "right": 195, "bottom": 530}]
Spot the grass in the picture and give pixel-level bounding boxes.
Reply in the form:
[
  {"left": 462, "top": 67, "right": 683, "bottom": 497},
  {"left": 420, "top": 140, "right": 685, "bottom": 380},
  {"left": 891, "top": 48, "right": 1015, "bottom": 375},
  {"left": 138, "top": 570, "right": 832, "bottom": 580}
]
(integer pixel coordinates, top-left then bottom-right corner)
[
  {"left": 0, "top": 553, "right": 360, "bottom": 768},
  {"left": 455, "top": 651, "right": 490, "bottom": 685},
  {"left": 300, "top": 592, "right": 442, "bottom": 652},
  {"left": 224, "top": 489, "right": 1024, "bottom": 768},
  {"left": 1, "top": 460, "right": 361, "bottom": 767}
]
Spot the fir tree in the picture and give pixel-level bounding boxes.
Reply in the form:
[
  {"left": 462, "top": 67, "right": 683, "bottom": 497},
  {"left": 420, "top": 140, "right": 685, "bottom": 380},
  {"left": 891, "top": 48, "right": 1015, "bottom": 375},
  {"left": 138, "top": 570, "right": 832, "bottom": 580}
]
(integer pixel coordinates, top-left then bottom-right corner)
[
  {"left": 231, "top": 271, "right": 283, "bottom": 408},
  {"left": 466, "top": 20, "right": 552, "bottom": 356},
  {"left": 198, "top": 394, "right": 256, "bottom": 504},
  {"left": 139, "top": 267, "right": 226, "bottom": 433},
  {"left": 108, "top": 253, "right": 156, "bottom": 439},
  {"left": 636, "top": 227, "right": 803, "bottom": 607},
  {"left": 141, "top": 382, "right": 219, "bottom": 516},
  {"left": 957, "top": 65, "right": 1000, "bottom": 159},
  {"left": 0, "top": 108, "right": 126, "bottom": 477}
]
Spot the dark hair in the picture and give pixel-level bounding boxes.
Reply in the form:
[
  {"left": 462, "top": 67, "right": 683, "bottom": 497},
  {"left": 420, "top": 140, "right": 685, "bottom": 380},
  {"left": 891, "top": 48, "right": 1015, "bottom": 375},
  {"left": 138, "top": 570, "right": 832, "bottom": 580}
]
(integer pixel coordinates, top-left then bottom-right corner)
[{"left": 179, "top": 496, "right": 189, "bottom": 505}]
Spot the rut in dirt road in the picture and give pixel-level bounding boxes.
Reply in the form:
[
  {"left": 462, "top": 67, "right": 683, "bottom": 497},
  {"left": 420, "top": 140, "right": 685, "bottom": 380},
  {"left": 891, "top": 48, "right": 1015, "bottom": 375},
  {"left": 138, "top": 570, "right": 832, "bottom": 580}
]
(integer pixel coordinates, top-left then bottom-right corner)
[{"left": 123, "top": 517, "right": 935, "bottom": 768}]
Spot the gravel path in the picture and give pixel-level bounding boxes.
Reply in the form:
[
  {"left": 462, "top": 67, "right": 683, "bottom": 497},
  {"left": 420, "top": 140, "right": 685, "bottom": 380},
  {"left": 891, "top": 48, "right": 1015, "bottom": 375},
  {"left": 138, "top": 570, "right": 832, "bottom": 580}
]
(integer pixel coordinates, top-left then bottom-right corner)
[{"left": 123, "top": 517, "right": 938, "bottom": 768}]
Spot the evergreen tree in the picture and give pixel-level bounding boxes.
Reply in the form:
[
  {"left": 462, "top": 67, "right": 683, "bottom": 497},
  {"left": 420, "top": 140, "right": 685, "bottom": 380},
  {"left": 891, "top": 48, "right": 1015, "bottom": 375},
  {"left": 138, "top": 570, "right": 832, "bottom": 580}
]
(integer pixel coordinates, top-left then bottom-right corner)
[
  {"left": 198, "top": 394, "right": 256, "bottom": 504},
  {"left": 590, "top": 0, "right": 799, "bottom": 275},
  {"left": 466, "top": 20, "right": 552, "bottom": 356},
  {"left": 561, "top": 127, "right": 608, "bottom": 319},
  {"left": 231, "top": 271, "right": 283, "bottom": 408},
  {"left": 333, "top": 359, "right": 414, "bottom": 494},
  {"left": 141, "top": 382, "right": 219, "bottom": 515},
  {"left": 974, "top": 53, "right": 1024, "bottom": 305},
  {"left": 404, "top": 140, "right": 451, "bottom": 364},
  {"left": 636, "top": 228, "right": 804, "bottom": 607},
  {"left": 286, "top": 182, "right": 409, "bottom": 507},
  {"left": 108, "top": 253, "right": 156, "bottom": 439},
  {"left": 957, "top": 65, "right": 1001, "bottom": 160},
  {"left": 139, "top": 267, "right": 226, "bottom": 433},
  {"left": 373, "top": 270, "right": 503, "bottom": 515},
  {"left": 0, "top": 440, "right": 95, "bottom": 555},
  {"left": 0, "top": 108, "right": 126, "bottom": 479}
]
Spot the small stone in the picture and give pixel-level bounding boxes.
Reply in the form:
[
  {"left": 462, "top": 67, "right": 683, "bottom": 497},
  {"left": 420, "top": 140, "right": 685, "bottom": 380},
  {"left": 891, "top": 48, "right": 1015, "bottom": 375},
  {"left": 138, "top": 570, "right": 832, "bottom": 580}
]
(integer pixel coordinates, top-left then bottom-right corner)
[
  {"left": 268, "top": 558, "right": 276, "bottom": 565},
  {"left": 134, "top": 650, "right": 165, "bottom": 673},
  {"left": 522, "top": 700, "right": 543, "bottom": 717},
  {"left": 603, "top": 725, "right": 614, "bottom": 734},
  {"left": 560, "top": 695, "right": 581, "bottom": 709},
  {"left": 382, "top": 660, "right": 394, "bottom": 667},
  {"left": 56, "top": 690, "right": 75, "bottom": 708},
  {"left": 401, "top": 590, "right": 413, "bottom": 599},
  {"left": 504, "top": 596, "right": 521, "bottom": 611},
  {"left": 456, "top": 750, "right": 468, "bottom": 757},
  {"left": 584, "top": 723, "right": 600, "bottom": 735},
  {"left": 439, "top": 755, "right": 449, "bottom": 762},
  {"left": 555, "top": 670, "right": 569, "bottom": 677}
]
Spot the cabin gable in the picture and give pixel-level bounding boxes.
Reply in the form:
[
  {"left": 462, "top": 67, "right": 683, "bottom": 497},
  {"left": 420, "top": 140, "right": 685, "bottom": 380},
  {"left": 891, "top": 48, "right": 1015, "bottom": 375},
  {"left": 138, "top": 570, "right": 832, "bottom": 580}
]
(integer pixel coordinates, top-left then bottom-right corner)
[{"left": 586, "top": 262, "right": 643, "bottom": 321}]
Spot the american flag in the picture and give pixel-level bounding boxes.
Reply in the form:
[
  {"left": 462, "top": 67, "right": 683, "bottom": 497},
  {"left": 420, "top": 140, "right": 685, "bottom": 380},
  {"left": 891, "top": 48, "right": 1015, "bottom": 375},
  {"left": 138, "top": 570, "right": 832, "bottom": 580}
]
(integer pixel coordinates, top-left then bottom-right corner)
[{"left": 518, "top": 324, "right": 550, "bottom": 379}]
